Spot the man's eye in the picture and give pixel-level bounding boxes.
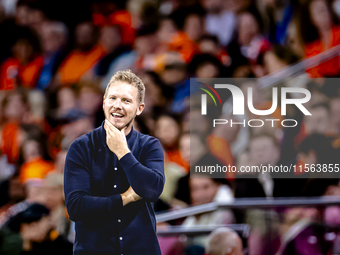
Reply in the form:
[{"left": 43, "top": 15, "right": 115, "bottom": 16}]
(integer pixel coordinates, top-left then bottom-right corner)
[{"left": 110, "top": 97, "right": 115, "bottom": 100}]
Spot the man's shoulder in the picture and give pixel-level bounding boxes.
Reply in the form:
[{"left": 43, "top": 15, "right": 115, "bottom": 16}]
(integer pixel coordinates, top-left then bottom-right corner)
[
  {"left": 135, "top": 131, "right": 161, "bottom": 148},
  {"left": 68, "top": 126, "right": 102, "bottom": 151}
]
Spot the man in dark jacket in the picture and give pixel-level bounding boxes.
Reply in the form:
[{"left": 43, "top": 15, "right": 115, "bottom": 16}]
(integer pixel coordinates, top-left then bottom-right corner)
[
  {"left": 64, "top": 69, "right": 165, "bottom": 255},
  {"left": 0, "top": 203, "right": 73, "bottom": 255}
]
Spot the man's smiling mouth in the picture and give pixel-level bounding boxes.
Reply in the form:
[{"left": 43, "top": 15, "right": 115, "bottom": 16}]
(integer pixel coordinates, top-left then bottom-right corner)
[{"left": 111, "top": 113, "right": 124, "bottom": 118}]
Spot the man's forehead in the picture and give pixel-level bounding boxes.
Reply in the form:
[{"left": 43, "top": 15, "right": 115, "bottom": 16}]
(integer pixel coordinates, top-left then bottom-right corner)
[{"left": 107, "top": 82, "right": 138, "bottom": 95}]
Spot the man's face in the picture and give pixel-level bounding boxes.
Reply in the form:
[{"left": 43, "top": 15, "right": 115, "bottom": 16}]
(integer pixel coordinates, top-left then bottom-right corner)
[
  {"left": 103, "top": 82, "right": 144, "bottom": 131},
  {"left": 249, "top": 136, "right": 279, "bottom": 166},
  {"left": 189, "top": 177, "right": 219, "bottom": 205},
  {"left": 303, "top": 106, "right": 330, "bottom": 135}
]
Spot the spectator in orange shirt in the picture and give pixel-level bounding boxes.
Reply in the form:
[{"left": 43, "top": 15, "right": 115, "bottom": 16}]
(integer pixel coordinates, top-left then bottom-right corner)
[
  {"left": 0, "top": 89, "right": 31, "bottom": 163},
  {"left": 157, "top": 14, "right": 197, "bottom": 65},
  {"left": 19, "top": 138, "right": 54, "bottom": 184},
  {"left": 0, "top": 27, "right": 43, "bottom": 90},
  {"left": 155, "top": 114, "right": 189, "bottom": 170},
  {"left": 56, "top": 21, "right": 106, "bottom": 84},
  {"left": 91, "top": 0, "right": 135, "bottom": 46},
  {"left": 299, "top": 0, "right": 340, "bottom": 77}
]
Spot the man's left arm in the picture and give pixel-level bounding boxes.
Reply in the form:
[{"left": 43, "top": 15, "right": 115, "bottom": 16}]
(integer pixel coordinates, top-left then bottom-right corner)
[
  {"left": 104, "top": 120, "right": 164, "bottom": 201},
  {"left": 119, "top": 138, "right": 165, "bottom": 202}
]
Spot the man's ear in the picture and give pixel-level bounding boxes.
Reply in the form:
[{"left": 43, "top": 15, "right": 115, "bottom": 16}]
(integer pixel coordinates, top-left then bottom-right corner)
[
  {"left": 136, "top": 103, "right": 145, "bottom": 116},
  {"left": 103, "top": 96, "right": 105, "bottom": 110}
]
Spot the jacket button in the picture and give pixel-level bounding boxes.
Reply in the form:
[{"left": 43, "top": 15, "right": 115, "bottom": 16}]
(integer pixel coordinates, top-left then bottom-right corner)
[
  {"left": 118, "top": 219, "right": 121, "bottom": 222},
  {"left": 120, "top": 237, "right": 123, "bottom": 240},
  {"left": 114, "top": 185, "right": 117, "bottom": 188},
  {"left": 114, "top": 167, "right": 118, "bottom": 170}
]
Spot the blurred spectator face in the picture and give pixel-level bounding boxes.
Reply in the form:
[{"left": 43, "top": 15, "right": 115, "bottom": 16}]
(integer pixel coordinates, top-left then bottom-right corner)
[
  {"left": 57, "top": 87, "right": 76, "bottom": 117},
  {"left": 45, "top": 185, "right": 63, "bottom": 210},
  {"left": 21, "top": 215, "right": 53, "bottom": 243},
  {"left": 249, "top": 136, "right": 280, "bottom": 166},
  {"left": 40, "top": 22, "right": 67, "bottom": 54},
  {"left": 26, "top": 182, "right": 47, "bottom": 205},
  {"left": 207, "top": 228, "right": 243, "bottom": 255},
  {"left": 135, "top": 33, "right": 158, "bottom": 55},
  {"left": 100, "top": 26, "right": 121, "bottom": 53},
  {"left": 196, "top": 62, "right": 219, "bottom": 78},
  {"left": 179, "top": 133, "right": 190, "bottom": 163},
  {"left": 161, "top": 67, "right": 186, "bottom": 85},
  {"left": 28, "top": 90, "right": 46, "bottom": 121},
  {"left": 140, "top": 74, "right": 165, "bottom": 114},
  {"left": 303, "top": 106, "right": 330, "bottom": 134},
  {"left": 12, "top": 39, "right": 33, "bottom": 64},
  {"left": 16, "top": 5, "right": 30, "bottom": 26},
  {"left": 202, "top": 0, "right": 223, "bottom": 13},
  {"left": 238, "top": 13, "right": 259, "bottom": 46},
  {"left": 190, "top": 109, "right": 210, "bottom": 136},
  {"left": 75, "top": 22, "right": 95, "bottom": 51},
  {"left": 190, "top": 134, "right": 207, "bottom": 165},
  {"left": 189, "top": 176, "right": 219, "bottom": 205},
  {"left": 9, "top": 177, "right": 26, "bottom": 203},
  {"left": 79, "top": 87, "right": 102, "bottom": 115},
  {"left": 310, "top": 0, "right": 332, "bottom": 30},
  {"left": 27, "top": 8, "right": 45, "bottom": 32},
  {"left": 61, "top": 118, "right": 94, "bottom": 145},
  {"left": 3, "top": 92, "right": 28, "bottom": 121},
  {"left": 155, "top": 115, "right": 180, "bottom": 147},
  {"left": 199, "top": 39, "right": 219, "bottom": 55},
  {"left": 184, "top": 14, "right": 203, "bottom": 42},
  {"left": 158, "top": 19, "right": 177, "bottom": 44},
  {"left": 23, "top": 139, "right": 41, "bottom": 162}
]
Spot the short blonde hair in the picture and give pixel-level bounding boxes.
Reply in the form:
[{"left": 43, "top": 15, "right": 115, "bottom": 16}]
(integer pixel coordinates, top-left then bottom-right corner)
[{"left": 104, "top": 69, "right": 145, "bottom": 104}]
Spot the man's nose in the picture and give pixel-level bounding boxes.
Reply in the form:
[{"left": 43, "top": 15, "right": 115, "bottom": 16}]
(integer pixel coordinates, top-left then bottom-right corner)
[{"left": 113, "top": 99, "right": 122, "bottom": 109}]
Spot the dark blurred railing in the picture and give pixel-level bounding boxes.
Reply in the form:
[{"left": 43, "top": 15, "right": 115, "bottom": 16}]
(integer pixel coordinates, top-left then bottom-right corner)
[
  {"left": 258, "top": 44, "right": 340, "bottom": 89},
  {"left": 156, "top": 224, "right": 250, "bottom": 238},
  {"left": 156, "top": 196, "right": 340, "bottom": 223}
]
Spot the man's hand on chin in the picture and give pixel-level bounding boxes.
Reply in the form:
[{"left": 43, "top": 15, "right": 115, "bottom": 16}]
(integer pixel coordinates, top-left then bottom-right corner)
[{"left": 104, "top": 119, "right": 130, "bottom": 159}]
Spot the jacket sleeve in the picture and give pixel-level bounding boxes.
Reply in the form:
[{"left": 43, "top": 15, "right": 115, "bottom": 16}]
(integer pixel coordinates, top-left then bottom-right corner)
[
  {"left": 64, "top": 139, "right": 123, "bottom": 222},
  {"left": 119, "top": 138, "right": 165, "bottom": 202}
]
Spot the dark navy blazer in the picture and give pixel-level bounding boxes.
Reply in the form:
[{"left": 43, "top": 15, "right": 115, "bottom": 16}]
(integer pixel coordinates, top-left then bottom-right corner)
[{"left": 64, "top": 122, "right": 165, "bottom": 255}]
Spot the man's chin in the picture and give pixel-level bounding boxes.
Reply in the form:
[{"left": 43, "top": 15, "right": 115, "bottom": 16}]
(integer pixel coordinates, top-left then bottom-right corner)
[{"left": 107, "top": 119, "right": 129, "bottom": 131}]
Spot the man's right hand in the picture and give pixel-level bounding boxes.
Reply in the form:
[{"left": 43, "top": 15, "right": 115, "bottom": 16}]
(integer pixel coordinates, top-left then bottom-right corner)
[{"left": 120, "top": 186, "right": 141, "bottom": 206}]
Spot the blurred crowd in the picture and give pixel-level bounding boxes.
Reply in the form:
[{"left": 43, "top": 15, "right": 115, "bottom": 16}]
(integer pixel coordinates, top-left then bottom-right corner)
[{"left": 1, "top": 0, "right": 340, "bottom": 254}]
